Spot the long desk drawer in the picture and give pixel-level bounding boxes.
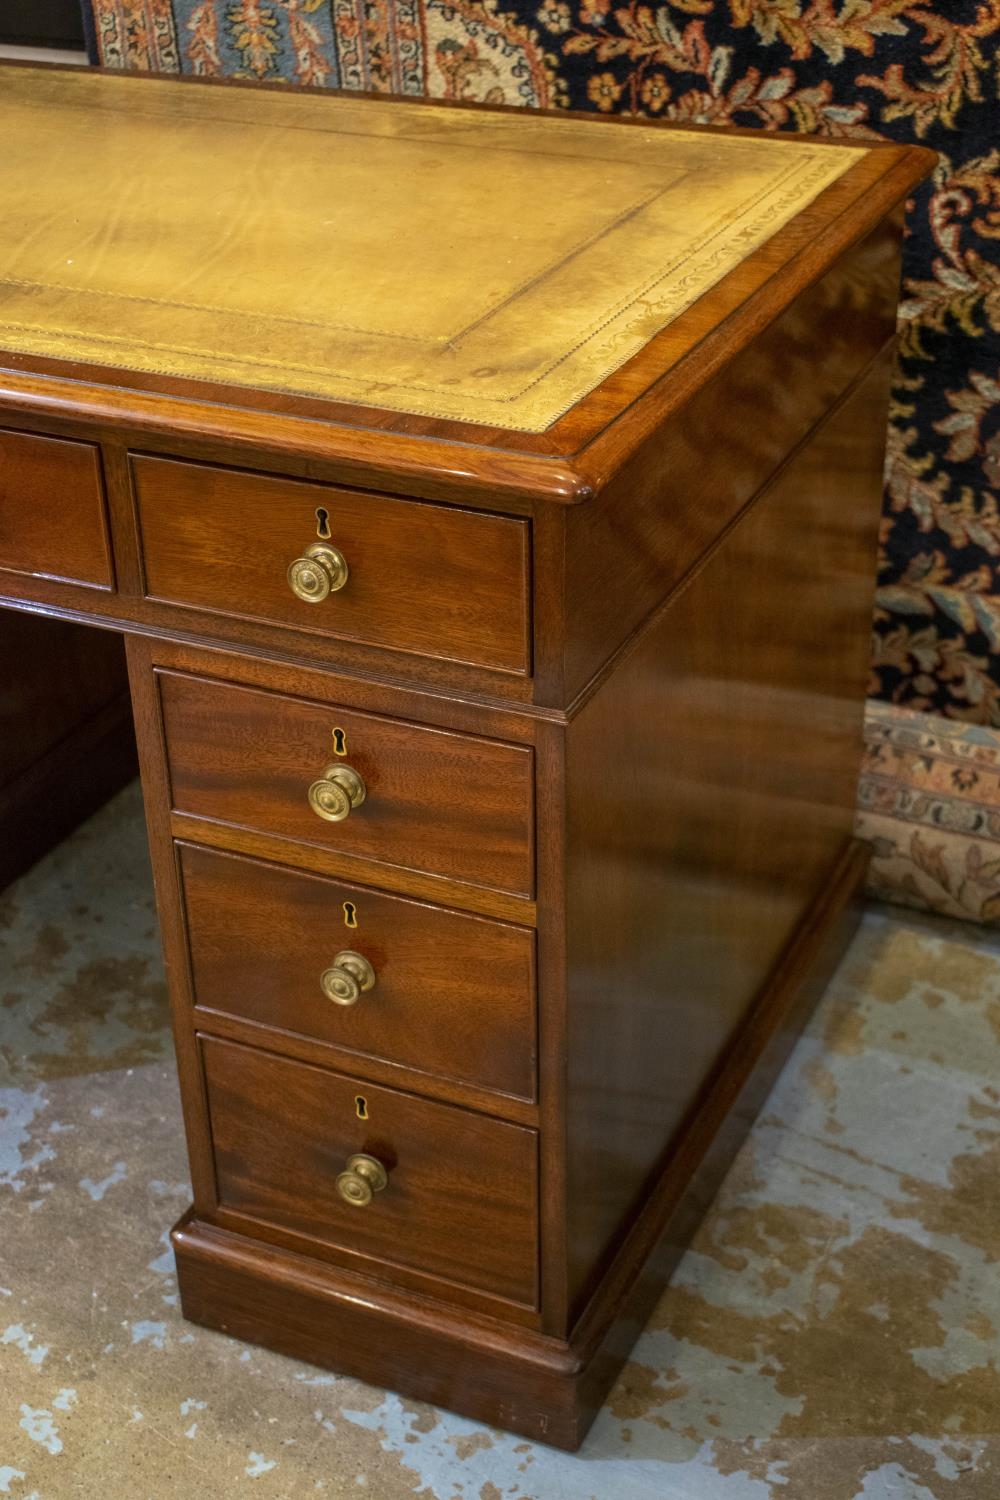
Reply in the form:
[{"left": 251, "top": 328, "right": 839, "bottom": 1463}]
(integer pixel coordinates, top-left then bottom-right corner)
[
  {"left": 180, "top": 842, "right": 537, "bottom": 1100},
  {"left": 201, "top": 1034, "right": 539, "bottom": 1307},
  {"left": 133, "top": 455, "right": 531, "bottom": 675},
  {"left": 160, "top": 670, "right": 535, "bottom": 897},
  {"left": 0, "top": 427, "right": 112, "bottom": 590}
]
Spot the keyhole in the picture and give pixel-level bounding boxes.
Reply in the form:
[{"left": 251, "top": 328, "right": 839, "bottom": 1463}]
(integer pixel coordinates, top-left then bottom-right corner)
[
  {"left": 343, "top": 901, "right": 357, "bottom": 929},
  {"left": 355, "top": 1095, "right": 368, "bottom": 1120},
  {"left": 332, "top": 727, "right": 347, "bottom": 757},
  {"left": 315, "top": 507, "right": 331, "bottom": 539}
]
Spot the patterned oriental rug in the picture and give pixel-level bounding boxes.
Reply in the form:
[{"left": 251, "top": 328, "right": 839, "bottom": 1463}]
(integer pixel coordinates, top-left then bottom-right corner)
[
  {"left": 859, "top": 701, "right": 1000, "bottom": 924},
  {"left": 3, "top": 785, "right": 1000, "bottom": 1495}
]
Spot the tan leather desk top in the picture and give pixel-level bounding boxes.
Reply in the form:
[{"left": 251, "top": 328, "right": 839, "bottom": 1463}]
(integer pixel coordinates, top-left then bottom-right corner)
[{"left": 0, "top": 67, "right": 863, "bottom": 432}]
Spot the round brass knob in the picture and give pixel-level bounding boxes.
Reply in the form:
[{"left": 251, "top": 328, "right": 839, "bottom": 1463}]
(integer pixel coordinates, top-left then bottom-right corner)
[
  {"left": 320, "top": 950, "right": 376, "bottom": 1006},
  {"left": 287, "top": 543, "right": 349, "bottom": 604},
  {"left": 307, "top": 763, "right": 366, "bottom": 823},
  {"left": 336, "top": 1152, "right": 388, "bottom": 1207}
]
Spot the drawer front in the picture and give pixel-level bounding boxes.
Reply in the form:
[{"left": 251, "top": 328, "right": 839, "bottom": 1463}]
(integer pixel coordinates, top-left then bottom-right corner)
[
  {"left": 180, "top": 843, "right": 537, "bottom": 1099},
  {"left": 161, "top": 671, "right": 535, "bottom": 897},
  {"left": 201, "top": 1035, "right": 539, "bottom": 1306},
  {"left": 133, "top": 456, "right": 531, "bottom": 675},
  {"left": 0, "top": 428, "right": 111, "bottom": 589}
]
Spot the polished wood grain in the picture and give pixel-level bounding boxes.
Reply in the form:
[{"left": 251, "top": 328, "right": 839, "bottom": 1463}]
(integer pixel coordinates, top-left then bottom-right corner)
[
  {"left": 0, "top": 612, "right": 136, "bottom": 886},
  {"left": 566, "top": 836, "right": 870, "bottom": 1443},
  {"left": 158, "top": 668, "right": 536, "bottom": 897},
  {"left": 558, "top": 223, "right": 901, "bottom": 704},
  {"left": 179, "top": 841, "right": 537, "bottom": 1100},
  {"left": 173, "top": 1211, "right": 579, "bottom": 1443},
  {"left": 200, "top": 1033, "right": 540, "bottom": 1307},
  {"left": 123, "top": 633, "right": 223, "bottom": 1218},
  {"left": 561, "top": 350, "right": 891, "bottom": 1314},
  {"left": 133, "top": 455, "right": 531, "bottom": 675},
  {"left": 0, "top": 612, "right": 123, "bottom": 789},
  {"left": 170, "top": 815, "right": 538, "bottom": 928},
  {"left": 0, "top": 425, "right": 112, "bottom": 589}
]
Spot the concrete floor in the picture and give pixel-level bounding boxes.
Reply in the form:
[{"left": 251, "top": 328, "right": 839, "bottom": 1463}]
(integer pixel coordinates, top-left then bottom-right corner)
[
  {"left": 0, "top": 46, "right": 87, "bottom": 65},
  {"left": 2, "top": 783, "right": 1000, "bottom": 1498}
]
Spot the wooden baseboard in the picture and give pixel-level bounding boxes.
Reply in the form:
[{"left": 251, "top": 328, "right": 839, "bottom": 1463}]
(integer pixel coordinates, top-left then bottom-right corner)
[
  {"left": 0, "top": 690, "right": 138, "bottom": 888},
  {"left": 173, "top": 836, "right": 870, "bottom": 1451}
]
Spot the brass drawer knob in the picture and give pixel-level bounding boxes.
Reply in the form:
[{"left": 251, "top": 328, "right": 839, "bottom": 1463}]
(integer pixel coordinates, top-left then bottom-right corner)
[
  {"left": 336, "top": 1152, "right": 388, "bottom": 1207},
  {"left": 321, "top": 950, "right": 376, "bottom": 1006},
  {"left": 308, "top": 763, "right": 366, "bottom": 822},
  {"left": 287, "top": 542, "right": 349, "bottom": 603}
]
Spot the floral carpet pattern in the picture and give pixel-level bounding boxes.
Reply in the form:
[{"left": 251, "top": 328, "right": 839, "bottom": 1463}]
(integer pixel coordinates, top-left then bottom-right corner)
[
  {"left": 858, "top": 699, "right": 1000, "bottom": 923},
  {"left": 82, "top": 1, "right": 1000, "bottom": 723},
  {"left": 3, "top": 786, "right": 1000, "bottom": 1496}
]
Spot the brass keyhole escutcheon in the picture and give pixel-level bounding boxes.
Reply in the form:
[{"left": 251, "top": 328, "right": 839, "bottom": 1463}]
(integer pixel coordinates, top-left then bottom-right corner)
[
  {"left": 287, "top": 542, "right": 348, "bottom": 604},
  {"left": 307, "top": 763, "right": 366, "bottom": 823},
  {"left": 320, "top": 950, "right": 376, "bottom": 1007},
  {"left": 336, "top": 1153, "right": 388, "bottom": 1208}
]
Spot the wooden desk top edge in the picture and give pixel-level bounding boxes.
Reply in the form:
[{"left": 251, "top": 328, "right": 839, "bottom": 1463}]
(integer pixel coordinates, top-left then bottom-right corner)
[{"left": 0, "top": 61, "right": 934, "bottom": 506}]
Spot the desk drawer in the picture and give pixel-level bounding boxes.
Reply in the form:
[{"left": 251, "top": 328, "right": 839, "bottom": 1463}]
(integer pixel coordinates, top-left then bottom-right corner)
[
  {"left": 0, "top": 428, "right": 111, "bottom": 589},
  {"left": 160, "top": 671, "right": 535, "bottom": 897},
  {"left": 133, "top": 456, "right": 530, "bottom": 675},
  {"left": 201, "top": 1035, "right": 539, "bottom": 1306},
  {"left": 180, "top": 843, "right": 536, "bottom": 1099}
]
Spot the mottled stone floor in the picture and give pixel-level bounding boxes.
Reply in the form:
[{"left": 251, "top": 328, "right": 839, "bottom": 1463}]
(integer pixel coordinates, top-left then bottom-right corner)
[{"left": 2, "top": 785, "right": 1000, "bottom": 1499}]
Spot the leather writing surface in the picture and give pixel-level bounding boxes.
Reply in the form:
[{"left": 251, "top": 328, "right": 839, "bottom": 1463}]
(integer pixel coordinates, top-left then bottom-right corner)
[{"left": 0, "top": 67, "right": 862, "bottom": 431}]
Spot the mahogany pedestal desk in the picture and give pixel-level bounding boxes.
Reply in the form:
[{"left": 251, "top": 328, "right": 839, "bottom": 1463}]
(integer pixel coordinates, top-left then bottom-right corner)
[{"left": 0, "top": 65, "right": 931, "bottom": 1450}]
